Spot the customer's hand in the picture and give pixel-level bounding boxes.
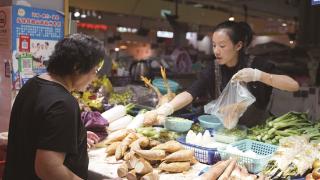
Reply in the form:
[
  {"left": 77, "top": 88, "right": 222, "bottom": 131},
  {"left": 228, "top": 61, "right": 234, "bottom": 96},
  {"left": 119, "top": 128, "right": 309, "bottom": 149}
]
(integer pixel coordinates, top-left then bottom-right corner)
[
  {"left": 87, "top": 131, "right": 99, "bottom": 149},
  {"left": 232, "top": 68, "right": 262, "bottom": 82}
]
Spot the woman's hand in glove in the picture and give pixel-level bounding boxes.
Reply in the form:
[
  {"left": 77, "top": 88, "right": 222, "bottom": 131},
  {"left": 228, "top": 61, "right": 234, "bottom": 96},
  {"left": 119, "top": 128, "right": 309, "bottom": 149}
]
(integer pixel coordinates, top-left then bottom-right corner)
[
  {"left": 143, "top": 103, "right": 174, "bottom": 126},
  {"left": 232, "top": 68, "right": 262, "bottom": 82},
  {"left": 87, "top": 131, "right": 100, "bottom": 149}
]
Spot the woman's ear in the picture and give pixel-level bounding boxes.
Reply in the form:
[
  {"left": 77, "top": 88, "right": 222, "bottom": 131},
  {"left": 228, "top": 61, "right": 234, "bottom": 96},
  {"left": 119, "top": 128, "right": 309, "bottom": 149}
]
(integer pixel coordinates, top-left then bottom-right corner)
[{"left": 235, "top": 41, "right": 243, "bottom": 51}]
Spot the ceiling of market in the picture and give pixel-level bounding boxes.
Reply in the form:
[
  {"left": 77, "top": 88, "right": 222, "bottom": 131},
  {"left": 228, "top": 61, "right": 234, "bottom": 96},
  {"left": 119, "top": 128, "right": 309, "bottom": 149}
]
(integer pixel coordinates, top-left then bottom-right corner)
[{"left": 70, "top": 0, "right": 300, "bottom": 34}]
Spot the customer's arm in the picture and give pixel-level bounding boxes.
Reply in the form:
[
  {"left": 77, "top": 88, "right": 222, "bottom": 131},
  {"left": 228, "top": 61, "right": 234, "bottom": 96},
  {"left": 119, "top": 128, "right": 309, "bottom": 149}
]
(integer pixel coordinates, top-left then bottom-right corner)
[{"left": 35, "top": 149, "right": 83, "bottom": 180}]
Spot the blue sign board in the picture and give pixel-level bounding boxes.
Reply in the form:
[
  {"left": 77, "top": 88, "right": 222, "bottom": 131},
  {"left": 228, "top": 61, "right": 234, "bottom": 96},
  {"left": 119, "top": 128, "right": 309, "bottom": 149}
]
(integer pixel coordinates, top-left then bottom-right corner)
[{"left": 11, "top": 5, "right": 64, "bottom": 89}]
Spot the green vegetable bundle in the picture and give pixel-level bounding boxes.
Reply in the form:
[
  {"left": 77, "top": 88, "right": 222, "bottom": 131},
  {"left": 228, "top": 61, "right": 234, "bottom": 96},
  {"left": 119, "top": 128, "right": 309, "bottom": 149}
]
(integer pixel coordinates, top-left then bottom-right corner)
[{"left": 247, "top": 112, "right": 320, "bottom": 145}]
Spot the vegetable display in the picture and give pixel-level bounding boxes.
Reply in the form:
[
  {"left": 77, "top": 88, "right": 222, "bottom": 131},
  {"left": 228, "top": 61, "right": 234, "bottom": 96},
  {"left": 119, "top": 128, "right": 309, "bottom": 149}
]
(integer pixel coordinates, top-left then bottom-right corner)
[
  {"left": 262, "top": 136, "right": 320, "bottom": 179},
  {"left": 101, "top": 103, "right": 134, "bottom": 123},
  {"left": 103, "top": 129, "right": 197, "bottom": 179},
  {"left": 108, "top": 89, "right": 133, "bottom": 105},
  {"left": 247, "top": 112, "right": 320, "bottom": 145},
  {"left": 199, "top": 159, "right": 261, "bottom": 180},
  {"left": 136, "top": 127, "right": 180, "bottom": 143}
]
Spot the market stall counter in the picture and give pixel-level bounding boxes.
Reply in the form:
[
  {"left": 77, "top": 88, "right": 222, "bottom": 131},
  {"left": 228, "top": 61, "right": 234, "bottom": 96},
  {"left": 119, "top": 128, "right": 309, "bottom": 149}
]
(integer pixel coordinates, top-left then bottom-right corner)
[{"left": 88, "top": 148, "right": 209, "bottom": 180}]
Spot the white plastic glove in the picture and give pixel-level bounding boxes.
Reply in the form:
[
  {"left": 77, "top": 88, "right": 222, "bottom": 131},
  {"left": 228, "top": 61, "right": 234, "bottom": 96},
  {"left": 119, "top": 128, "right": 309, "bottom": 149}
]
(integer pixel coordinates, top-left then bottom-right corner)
[
  {"left": 156, "top": 103, "right": 174, "bottom": 117},
  {"left": 232, "top": 68, "right": 262, "bottom": 82}
]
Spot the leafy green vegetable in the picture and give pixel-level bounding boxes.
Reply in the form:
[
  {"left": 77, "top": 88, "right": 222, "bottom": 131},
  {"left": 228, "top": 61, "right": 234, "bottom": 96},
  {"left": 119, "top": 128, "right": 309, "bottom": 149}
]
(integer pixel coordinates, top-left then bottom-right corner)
[
  {"left": 247, "top": 111, "right": 319, "bottom": 145},
  {"left": 217, "top": 126, "right": 247, "bottom": 138},
  {"left": 190, "top": 123, "right": 205, "bottom": 134}
]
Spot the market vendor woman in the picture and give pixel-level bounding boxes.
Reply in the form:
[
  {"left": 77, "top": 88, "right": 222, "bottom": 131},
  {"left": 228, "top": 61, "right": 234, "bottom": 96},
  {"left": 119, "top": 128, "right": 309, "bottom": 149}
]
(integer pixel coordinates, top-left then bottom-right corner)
[{"left": 144, "top": 21, "right": 299, "bottom": 127}]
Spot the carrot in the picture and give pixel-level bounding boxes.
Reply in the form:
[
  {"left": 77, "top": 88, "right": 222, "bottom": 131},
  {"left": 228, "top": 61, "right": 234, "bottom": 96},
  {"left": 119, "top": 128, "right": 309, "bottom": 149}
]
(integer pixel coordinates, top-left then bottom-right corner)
[
  {"left": 164, "top": 149, "right": 194, "bottom": 162},
  {"left": 201, "top": 160, "right": 232, "bottom": 180},
  {"left": 134, "top": 149, "right": 166, "bottom": 161},
  {"left": 134, "top": 158, "right": 153, "bottom": 175},
  {"left": 140, "top": 171, "right": 159, "bottom": 180},
  {"left": 151, "top": 140, "right": 183, "bottom": 153},
  {"left": 117, "top": 162, "right": 128, "bottom": 178},
  {"left": 105, "top": 141, "right": 121, "bottom": 156},
  {"left": 217, "top": 159, "right": 237, "bottom": 180},
  {"left": 159, "top": 162, "right": 191, "bottom": 173}
]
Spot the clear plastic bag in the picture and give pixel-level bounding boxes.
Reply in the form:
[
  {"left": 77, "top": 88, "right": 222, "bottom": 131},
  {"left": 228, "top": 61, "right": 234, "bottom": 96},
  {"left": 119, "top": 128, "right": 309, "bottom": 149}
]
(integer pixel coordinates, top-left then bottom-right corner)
[{"left": 204, "top": 81, "right": 256, "bottom": 129}]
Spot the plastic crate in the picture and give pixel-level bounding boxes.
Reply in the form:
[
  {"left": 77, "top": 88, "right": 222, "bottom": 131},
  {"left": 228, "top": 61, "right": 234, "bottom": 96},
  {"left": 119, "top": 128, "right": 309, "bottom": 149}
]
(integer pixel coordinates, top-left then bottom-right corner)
[
  {"left": 218, "top": 139, "right": 278, "bottom": 174},
  {"left": 176, "top": 136, "right": 220, "bottom": 165}
]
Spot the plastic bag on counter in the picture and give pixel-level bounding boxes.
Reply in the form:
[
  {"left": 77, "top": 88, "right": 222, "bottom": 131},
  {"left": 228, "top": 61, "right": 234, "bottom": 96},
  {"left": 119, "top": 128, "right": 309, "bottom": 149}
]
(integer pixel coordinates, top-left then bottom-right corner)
[{"left": 204, "top": 81, "right": 255, "bottom": 129}]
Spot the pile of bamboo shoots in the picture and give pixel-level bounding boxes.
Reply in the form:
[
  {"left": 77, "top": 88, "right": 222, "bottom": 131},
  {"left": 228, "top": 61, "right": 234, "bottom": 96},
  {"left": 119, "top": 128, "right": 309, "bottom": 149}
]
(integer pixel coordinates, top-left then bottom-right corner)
[
  {"left": 103, "top": 129, "right": 197, "bottom": 180},
  {"left": 199, "top": 159, "right": 267, "bottom": 180}
]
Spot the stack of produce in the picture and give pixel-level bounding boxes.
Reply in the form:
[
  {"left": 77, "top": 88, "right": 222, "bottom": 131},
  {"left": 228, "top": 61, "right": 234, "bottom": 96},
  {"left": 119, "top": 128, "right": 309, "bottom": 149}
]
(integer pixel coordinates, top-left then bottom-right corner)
[
  {"left": 136, "top": 127, "right": 180, "bottom": 143},
  {"left": 100, "top": 103, "right": 136, "bottom": 132},
  {"left": 108, "top": 89, "right": 133, "bottom": 105},
  {"left": 185, "top": 130, "right": 213, "bottom": 147},
  {"left": 199, "top": 159, "right": 264, "bottom": 180},
  {"left": 103, "top": 129, "right": 197, "bottom": 180},
  {"left": 73, "top": 75, "right": 113, "bottom": 112},
  {"left": 262, "top": 136, "right": 320, "bottom": 179},
  {"left": 247, "top": 112, "right": 320, "bottom": 145}
]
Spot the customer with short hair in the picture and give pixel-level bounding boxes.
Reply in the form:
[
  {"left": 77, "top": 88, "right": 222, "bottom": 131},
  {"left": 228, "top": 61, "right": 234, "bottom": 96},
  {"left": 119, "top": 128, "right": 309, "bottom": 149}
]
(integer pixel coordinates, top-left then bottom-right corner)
[{"left": 4, "top": 33, "right": 105, "bottom": 180}]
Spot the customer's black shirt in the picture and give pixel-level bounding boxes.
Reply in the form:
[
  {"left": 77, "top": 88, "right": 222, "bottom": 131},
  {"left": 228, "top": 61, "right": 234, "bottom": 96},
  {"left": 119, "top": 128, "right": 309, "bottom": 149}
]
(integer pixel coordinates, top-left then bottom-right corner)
[{"left": 4, "top": 76, "right": 88, "bottom": 180}]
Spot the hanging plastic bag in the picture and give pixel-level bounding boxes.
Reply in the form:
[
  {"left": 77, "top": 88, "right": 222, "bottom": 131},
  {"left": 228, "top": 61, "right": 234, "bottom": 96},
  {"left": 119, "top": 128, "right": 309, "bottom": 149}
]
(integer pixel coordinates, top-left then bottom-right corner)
[{"left": 204, "top": 81, "right": 256, "bottom": 129}]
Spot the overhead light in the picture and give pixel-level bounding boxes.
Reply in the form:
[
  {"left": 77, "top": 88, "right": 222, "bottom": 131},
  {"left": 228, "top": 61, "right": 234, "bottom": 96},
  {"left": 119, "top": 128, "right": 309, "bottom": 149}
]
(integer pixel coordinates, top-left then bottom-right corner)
[
  {"left": 289, "top": 40, "right": 294, "bottom": 44},
  {"left": 119, "top": 45, "right": 127, "bottom": 49},
  {"left": 81, "top": 10, "right": 86, "bottom": 18},
  {"left": 74, "top": 11, "right": 80, "bottom": 17},
  {"left": 115, "top": 48, "right": 120, "bottom": 52},
  {"left": 157, "top": 31, "right": 174, "bottom": 38},
  {"left": 282, "top": 23, "right": 287, "bottom": 27},
  {"left": 229, "top": 16, "right": 235, "bottom": 21},
  {"left": 186, "top": 32, "right": 197, "bottom": 39}
]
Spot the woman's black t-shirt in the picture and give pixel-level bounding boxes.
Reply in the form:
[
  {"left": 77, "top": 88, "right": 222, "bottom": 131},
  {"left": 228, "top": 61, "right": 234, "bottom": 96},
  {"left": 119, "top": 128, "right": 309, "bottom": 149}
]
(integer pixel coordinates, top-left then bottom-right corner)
[
  {"left": 4, "top": 76, "right": 88, "bottom": 180},
  {"left": 187, "top": 56, "right": 275, "bottom": 127}
]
